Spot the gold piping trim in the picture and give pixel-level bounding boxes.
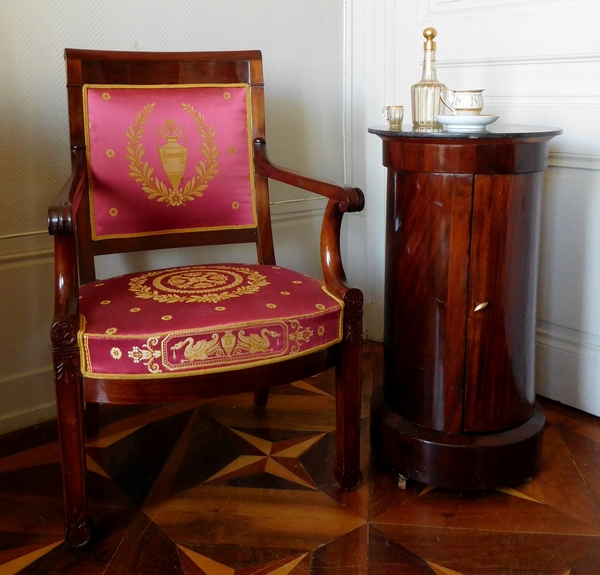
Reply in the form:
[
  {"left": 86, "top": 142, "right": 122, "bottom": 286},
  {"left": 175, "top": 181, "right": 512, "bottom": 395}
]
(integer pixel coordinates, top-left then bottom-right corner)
[
  {"left": 321, "top": 283, "right": 345, "bottom": 339},
  {"left": 81, "top": 337, "right": 342, "bottom": 380},
  {"left": 78, "top": 314, "right": 93, "bottom": 373}
]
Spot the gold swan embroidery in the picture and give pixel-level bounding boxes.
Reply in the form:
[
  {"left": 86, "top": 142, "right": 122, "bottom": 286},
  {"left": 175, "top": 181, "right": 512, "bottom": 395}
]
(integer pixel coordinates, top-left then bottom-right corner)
[
  {"left": 236, "top": 329, "right": 280, "bottom": 354},
  {"left": 170, "top": 334, "right": 220, "bottom": 362}
]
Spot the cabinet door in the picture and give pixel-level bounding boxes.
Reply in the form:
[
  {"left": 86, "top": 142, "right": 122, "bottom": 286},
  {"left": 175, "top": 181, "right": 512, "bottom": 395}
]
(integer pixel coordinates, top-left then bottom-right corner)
[
  {"left": 384, "top": 170, "right": 472, "bottom": 433},
  {"left": 464, "top": 173, "right": 543, "bottom": 432}
]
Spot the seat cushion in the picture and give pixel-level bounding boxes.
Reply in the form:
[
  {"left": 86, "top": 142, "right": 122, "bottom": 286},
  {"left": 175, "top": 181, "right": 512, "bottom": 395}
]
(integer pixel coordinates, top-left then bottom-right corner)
[{"left": 78, "top": 264, "right": 343, "bottom": 378}]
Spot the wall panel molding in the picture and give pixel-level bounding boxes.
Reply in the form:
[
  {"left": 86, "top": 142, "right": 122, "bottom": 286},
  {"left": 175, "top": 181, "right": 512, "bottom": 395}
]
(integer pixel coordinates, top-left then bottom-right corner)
[
  {"left": 270, "top": 196, "right": 328, "bottom": 216},
  {"left": 0, "top": 245, "right": 53, "bottom": 269},
  {"left": 438, "top": 52, "right": 600, "bottom": 69},
  {"left": 549, "top": 152, "right": 600, "bottom": 171},
  {"left": 427, "top": 0, "right": 594, "bottom": 16},
  {"left": 0, "top": 232, "right": 53, "bottom": 267},
  {"left": 436, "top": 54, "right": 600, "bottom": 99}
]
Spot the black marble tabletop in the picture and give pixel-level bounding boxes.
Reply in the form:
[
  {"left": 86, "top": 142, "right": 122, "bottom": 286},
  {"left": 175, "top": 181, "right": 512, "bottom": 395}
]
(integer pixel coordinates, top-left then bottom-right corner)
[{"left": 368, "top": 123, "right": 563, "bottom": 139}]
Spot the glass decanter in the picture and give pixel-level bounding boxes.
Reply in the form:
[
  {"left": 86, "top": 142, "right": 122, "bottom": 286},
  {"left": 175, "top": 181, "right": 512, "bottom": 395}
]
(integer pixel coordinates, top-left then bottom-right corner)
[{"left": 411, "top": 28, "right": 447, "bottom": 127}]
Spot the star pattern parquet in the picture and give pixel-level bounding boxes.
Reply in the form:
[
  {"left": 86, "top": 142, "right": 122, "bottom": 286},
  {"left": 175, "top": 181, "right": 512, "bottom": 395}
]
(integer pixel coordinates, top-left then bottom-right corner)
[{"left": 0, "top": 343, "right": 599, "bottom": 574}]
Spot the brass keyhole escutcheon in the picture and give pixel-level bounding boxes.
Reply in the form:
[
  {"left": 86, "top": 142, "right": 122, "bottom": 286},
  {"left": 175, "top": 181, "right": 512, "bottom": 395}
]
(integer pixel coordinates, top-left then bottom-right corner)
[{"left": 474, "top": 302, "right": 489, "bottom": 312}]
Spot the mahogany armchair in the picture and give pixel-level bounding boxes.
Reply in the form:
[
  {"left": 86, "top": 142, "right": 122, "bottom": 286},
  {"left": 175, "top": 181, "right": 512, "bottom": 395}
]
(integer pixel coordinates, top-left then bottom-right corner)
[{"left": 48, "top": 49, "right": 364, "bottom": 547}]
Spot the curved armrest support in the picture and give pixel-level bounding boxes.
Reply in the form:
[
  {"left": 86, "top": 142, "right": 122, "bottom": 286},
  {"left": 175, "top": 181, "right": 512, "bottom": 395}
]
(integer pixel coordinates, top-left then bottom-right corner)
[
  {"left": 48, "top": 147, "right": 87, "bottom": 236},
  {"left": 253, "top": 139, "right": 364, "bottom": 213},
  {"left": 50, "top": 233, "right": 80, "bottom": 348},
  {"left": 48, "top": 149, "right": 85, "bottom": 346}
]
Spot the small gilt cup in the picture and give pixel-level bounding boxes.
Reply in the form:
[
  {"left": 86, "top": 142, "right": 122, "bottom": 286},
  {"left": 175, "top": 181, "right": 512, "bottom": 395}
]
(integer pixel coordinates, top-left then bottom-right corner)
[{"left": 382, "top": 105, "right": 404, "bottom": 129}]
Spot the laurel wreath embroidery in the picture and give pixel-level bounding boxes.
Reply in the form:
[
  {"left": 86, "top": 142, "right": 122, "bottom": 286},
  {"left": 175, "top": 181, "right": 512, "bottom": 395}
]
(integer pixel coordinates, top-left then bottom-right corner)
[{"left": 126, "top": 103, "right": 219, "bottom": 207}]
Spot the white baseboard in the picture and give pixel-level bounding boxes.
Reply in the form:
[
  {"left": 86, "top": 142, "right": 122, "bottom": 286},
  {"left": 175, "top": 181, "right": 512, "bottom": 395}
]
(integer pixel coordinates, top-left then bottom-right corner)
[{"left": 536, "top": 321, "right": 600, "bottom": 417}]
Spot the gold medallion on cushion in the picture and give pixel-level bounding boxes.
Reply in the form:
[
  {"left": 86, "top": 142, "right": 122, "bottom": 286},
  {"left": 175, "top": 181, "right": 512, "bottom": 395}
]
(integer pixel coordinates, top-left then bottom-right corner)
[{"left": 128, "top": 265, "right": 269, "bottom": 304}]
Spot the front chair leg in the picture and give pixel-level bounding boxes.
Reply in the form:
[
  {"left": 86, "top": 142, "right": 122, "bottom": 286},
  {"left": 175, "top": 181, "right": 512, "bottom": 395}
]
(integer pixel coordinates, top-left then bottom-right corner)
[
  {"left": 334, "top": 290, "right": 363, "bottom": 490},
  {"left": 51, "top": 326, "right": 92, "bottom": 548}
]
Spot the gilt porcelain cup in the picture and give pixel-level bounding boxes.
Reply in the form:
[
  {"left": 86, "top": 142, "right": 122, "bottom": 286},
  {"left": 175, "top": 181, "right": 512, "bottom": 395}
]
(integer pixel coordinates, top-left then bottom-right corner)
[{"left": 440, "top": 89, "right": 484, "bottom": 116}]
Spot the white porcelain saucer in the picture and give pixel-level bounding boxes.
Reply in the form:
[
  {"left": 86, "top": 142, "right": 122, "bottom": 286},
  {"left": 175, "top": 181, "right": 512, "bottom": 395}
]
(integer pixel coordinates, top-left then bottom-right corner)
[{"left": 434, "top": 114, "right": 499, "bottom": 133}]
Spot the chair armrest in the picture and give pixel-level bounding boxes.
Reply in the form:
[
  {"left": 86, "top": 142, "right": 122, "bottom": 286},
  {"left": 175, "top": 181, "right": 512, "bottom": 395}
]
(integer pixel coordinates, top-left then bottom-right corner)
[
  {"left": 48, "top": 147, "right": 87, "bottom": 236},
  {"left": 252, "top": 138, "right": 364, "bottom": 213},
  {"left": 252, "top": 138, "right": 364, "bottom": 303}
]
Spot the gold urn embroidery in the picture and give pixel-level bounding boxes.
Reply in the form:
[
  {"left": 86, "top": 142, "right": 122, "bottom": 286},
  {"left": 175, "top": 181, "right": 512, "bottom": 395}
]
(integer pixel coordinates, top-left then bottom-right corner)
[
  {"left": 221, "top": 331, "right": 236, "bottom": 356},
  {"left": 157, "top": 118, "right": 188, "bottom": 190},
  {"left": 126, "top": 102, "right": 219, "bottom": 207}
]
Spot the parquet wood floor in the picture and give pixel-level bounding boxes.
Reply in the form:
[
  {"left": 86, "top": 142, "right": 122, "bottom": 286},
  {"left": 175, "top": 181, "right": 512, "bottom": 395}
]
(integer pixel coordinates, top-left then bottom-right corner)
[{"left": 0, "top": 342, "right": 599, "bottom": 574}]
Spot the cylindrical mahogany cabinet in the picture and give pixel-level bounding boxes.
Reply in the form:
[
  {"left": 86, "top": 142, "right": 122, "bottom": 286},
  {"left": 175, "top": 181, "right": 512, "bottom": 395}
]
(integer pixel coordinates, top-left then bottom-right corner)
[{"left": 368, "top": 124, "right": 562, "bottom": 489}]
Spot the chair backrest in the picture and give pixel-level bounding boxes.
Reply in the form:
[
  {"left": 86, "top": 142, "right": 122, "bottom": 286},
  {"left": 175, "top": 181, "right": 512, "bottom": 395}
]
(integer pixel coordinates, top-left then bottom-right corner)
[{"left": 65, "top": 49, "right": 274, "bottom": 283}]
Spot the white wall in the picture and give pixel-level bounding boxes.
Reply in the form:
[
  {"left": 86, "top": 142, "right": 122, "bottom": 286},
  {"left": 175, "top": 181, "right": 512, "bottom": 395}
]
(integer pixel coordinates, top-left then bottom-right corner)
[
  {"left": 0, "top": 0, "right": 346, "bottom": 433},
  {"left": 346, "top": 0, "right": 600, "bottom": 416},
  {"left": 3, "top": 0, "right": 599, "bottom": 432}
]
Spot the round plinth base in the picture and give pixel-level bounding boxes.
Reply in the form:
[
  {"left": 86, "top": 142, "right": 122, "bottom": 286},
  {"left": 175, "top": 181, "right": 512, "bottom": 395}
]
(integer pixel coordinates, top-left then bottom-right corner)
[{"left": 370, "top": 387, "right": 545, "bottom": 489}]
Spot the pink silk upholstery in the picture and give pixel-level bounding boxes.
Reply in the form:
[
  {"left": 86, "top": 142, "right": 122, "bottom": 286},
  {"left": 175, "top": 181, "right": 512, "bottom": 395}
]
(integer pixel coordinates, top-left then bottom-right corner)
[
  {"left": 84, "top": 85, "right": 256, "bottom": 239},
  {"left": 78, "top": 264, "right": 343, "bottom": 378}
]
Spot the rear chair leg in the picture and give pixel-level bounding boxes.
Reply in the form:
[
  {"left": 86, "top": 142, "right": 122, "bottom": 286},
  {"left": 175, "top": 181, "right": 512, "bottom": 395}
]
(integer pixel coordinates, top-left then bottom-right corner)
[
  {"left": 85, "top": 402, "right": 100, "bottom": 437},
  {"left": 253, "top": 389, "right": 270, "bottom": 407}
]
